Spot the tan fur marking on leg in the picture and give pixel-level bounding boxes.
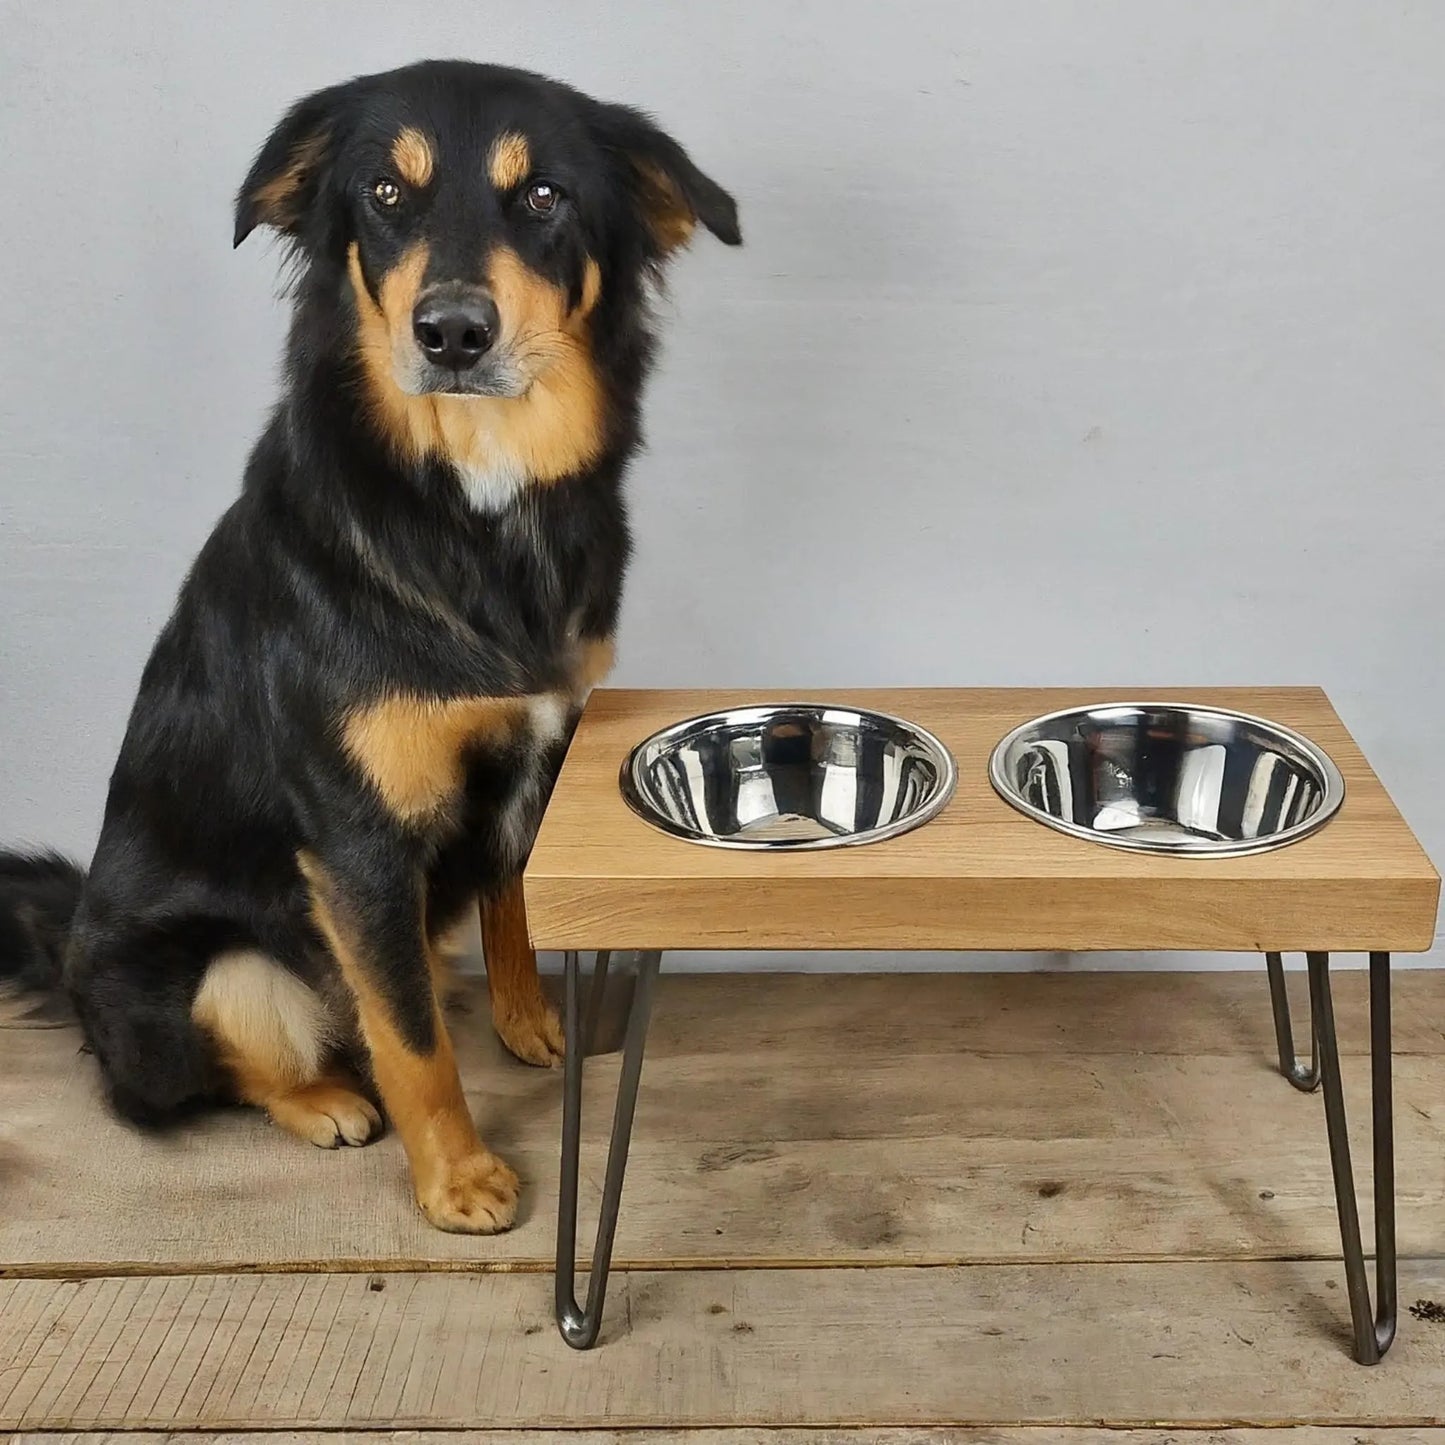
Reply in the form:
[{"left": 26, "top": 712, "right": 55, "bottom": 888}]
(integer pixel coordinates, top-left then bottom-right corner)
[
  {"left": 428, "top": 920, "right": 465, "bottom": 1010},
  {"left": 301, "top": 855, "right": 519, "bottom": 1232},
  {"left": 480, "top": 879, "right": 563, "bottom": 1067},
  {"left": 487, "top": 131, "right": 531, "bottom": 191},
  {"left": 340, "top": 694, "right": 528, "bottom": 823},
  {"left": 391, "top": 127, "right": 435, "bottom": 188}
]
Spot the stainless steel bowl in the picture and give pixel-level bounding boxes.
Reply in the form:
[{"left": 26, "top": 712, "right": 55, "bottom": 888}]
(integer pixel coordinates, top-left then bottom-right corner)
[
  {"left": 621, "top": 704, "right": 957, "bottom": 849},
  {"left": 988, "top": 702, "right": 1345, "bottom": 857}
]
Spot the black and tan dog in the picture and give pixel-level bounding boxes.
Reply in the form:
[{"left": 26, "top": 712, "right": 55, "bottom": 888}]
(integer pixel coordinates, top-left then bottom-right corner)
[{"left": 0, "top": 61, "right": 739, "bottom": 1232}]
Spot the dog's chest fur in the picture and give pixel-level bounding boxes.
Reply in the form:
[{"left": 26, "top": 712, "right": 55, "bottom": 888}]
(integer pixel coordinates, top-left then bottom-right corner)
[{"left": 337, "top": 483, "right": 621, "bottom": 866}]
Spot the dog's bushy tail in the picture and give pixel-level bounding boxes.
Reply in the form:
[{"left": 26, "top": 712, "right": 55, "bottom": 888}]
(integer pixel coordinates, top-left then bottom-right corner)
[{"left": 0, "top": 850, "right": 86, "bottom": 1004}]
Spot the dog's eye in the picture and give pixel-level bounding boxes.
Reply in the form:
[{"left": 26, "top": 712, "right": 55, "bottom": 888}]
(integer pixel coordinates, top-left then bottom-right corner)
[
  {"left": 525, "top": 182, "right": 560, "bottom": 215},
  {"left": 371, "top": 179, "right": 402, "bottom": 209}
]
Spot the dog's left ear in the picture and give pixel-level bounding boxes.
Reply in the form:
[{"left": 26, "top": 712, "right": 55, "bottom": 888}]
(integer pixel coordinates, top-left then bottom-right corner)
[
  {"left": 591, "top": 102, "right": 741, "bottom": 256},
  {"left": 233, "top": 83, "right": 351, "bottom": 250}
]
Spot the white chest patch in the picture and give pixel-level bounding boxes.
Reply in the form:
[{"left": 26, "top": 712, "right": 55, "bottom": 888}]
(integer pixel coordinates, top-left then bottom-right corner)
[
  {"left": 527, "top": 692, "right": 570, "bottom": 746},
  {"left": 457, "top": 457, "right": 528, "bottom": 514}
]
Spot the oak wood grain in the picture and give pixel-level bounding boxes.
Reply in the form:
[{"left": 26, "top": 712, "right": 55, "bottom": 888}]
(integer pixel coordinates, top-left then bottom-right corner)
[{"left": 526, "top": 688, "right": 1440, "bottom": 950}]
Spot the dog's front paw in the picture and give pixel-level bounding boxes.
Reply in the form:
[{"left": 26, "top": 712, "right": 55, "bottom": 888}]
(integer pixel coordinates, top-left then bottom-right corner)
[
  {"left": 416, "top": 1151, "right": 521, "bottom": 1234},
  {"left": 493, "top": 998, "right": 565, "bottom": 1068}
]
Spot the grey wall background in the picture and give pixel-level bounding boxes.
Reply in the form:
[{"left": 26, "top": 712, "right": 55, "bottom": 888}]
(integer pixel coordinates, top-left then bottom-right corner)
[{"left": 2, "top": 1, "right": 1441, "bottom": 972}]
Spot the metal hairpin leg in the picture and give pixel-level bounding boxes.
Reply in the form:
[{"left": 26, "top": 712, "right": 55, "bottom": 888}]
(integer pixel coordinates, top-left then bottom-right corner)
[
  {"left": 1265, "top": 950, "right": 1397, "bottom": 1364},
  {"left": 582, "top": 949, "right": 612, "bottom": 1054},
  {"left": 1265, "top": 950, "right": 1322, "bottom": 1091},
  {"left": 555, "top": 948, "right": 662, "bottom": 1349}
]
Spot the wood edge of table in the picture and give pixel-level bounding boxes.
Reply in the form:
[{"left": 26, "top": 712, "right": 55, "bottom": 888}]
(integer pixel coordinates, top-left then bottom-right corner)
[{"left": 522, "top": 872, "right": 1441, "bottom": 953}]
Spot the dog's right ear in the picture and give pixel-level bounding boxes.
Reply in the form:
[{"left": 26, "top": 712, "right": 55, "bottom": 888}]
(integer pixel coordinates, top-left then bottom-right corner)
[{"left": 233, "top": 84, "right": 349, "bottom": 250}]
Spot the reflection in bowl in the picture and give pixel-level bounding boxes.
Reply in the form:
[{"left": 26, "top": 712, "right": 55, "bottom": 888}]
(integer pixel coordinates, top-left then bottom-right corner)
[
  {"left": 621, "top": 704, "right": 956, "bottom": 850},
  {"left": 989, "top": 702, "right": 1344, "bottom": 857}
]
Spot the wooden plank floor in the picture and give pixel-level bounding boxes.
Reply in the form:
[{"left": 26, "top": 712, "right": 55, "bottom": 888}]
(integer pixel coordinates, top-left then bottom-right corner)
[
  {"left": 3, "top": 970, "right": 1444, "bottom": 1433},
  {"left": 15, "top": 1434, "right": 1445, "bottom": 1445},
  {"left": 4, "top": 1262, "right": 1445, "bottom": 1429}
]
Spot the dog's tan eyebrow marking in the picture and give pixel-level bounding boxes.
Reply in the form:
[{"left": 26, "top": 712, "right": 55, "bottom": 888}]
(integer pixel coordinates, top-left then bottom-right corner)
[
  {"left": 487, "top": 132, "right": 531, "bottom": 191},
  {"left": 391, "top": 127, "right": 435, "bottom": 188}
]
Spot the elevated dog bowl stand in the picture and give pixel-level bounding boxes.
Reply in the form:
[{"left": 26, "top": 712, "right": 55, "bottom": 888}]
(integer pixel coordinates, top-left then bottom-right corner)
[{"left": 523, "top": 687, "right": 1440, "bottom": 1361}]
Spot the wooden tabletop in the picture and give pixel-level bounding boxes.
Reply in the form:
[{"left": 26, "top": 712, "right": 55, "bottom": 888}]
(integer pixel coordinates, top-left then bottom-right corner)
[{"left": 524, "top": 688, "right": 1439, "bottom": 953}]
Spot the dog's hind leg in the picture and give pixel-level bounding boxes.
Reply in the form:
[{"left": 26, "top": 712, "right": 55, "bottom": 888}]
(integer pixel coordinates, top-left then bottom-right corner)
[{"left": 193, "top": 949, "right": 382, "bottom": 1148}]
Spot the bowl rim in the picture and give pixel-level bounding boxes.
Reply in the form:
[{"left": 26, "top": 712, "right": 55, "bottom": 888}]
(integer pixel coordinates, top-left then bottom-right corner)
[
  {"left": 986, "top": 699, "right": 1346, "bottom": 858},
  {"left": 619, "top": 701, "right": 959, "bottom": 851}
]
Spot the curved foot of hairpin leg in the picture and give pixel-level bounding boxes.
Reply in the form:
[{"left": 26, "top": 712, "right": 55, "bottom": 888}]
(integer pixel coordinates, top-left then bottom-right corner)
[
  {"left": 1265, "top": 950, "right": 1322, "bottom": 1092},
  {"left": 555, "top": 949, "right": 662, "bottom": 1350},
  {"left": 1306, "top": 950, "right": 1397, "bottom": 1364}
]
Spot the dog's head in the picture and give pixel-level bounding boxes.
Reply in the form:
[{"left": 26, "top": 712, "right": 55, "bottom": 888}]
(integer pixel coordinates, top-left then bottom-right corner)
[{"left": 235, "top": 62, "right": 738, "bottom": 444}]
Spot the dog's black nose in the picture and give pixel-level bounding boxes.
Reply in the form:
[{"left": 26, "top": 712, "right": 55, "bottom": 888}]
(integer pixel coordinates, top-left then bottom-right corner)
[{"left": 412, "top": 294, "right": 499, "bottom": 370}]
